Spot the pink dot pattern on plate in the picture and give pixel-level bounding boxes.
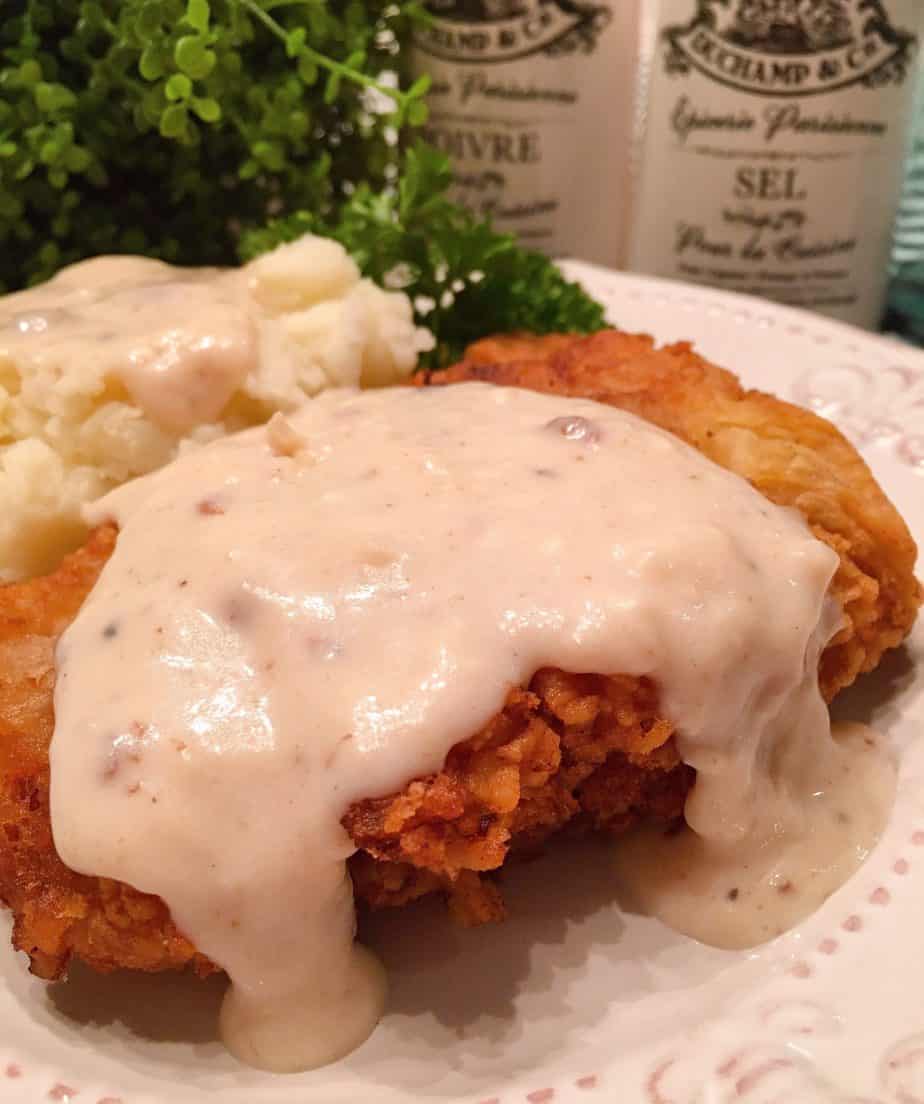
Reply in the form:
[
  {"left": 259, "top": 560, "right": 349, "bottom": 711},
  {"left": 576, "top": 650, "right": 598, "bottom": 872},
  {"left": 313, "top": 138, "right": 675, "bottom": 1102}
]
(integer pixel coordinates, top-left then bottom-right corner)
[
  {"left": 760, "top": 999, "right": 838, "bottom": 1036},
  {"left": 881, "top": 1032, "right": 924, "bottom": 1103},
  {"left": 716, "top": 1054, "right": 738, "bottom": 1077},
  {"left": 646, "top": 1059, "right": 675, "bottom": 1104},
  {"left": 1, "top": 830, "right": 920, "bottom": 1104},
  {"left": 733, "top": 1056, "right": 797, "bottom": 1095}
]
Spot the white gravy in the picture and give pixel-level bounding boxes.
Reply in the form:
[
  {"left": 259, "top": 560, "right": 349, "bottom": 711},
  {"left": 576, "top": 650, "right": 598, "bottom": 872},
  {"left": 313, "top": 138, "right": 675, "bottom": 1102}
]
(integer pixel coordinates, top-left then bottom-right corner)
[
  {"left": 0, "top": 242, "right": 427, "bottom": 439},
  {"left": 49, "top": 383, "right": 888, "bottom": 1071},
  {"left": 0, "top": 256, "right": 255, "bottom": 430}
]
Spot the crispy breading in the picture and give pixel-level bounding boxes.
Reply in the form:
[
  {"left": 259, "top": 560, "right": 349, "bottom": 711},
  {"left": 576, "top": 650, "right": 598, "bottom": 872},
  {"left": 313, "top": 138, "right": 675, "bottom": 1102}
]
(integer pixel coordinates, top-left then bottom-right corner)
[
  {"left": 0, "top": 526, "right": 212, "bottom": 979},
  {"left": 344, "top": 672, "right": 689, "bottom": 925},
  {"left": 0, "top": 329, "right": 918, "bottom": 982}
]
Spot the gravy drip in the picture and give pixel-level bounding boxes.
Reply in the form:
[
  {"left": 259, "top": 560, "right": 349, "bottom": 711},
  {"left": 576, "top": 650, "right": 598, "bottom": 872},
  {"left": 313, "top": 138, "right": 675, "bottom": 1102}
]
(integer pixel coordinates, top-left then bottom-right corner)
[
  {"left": 50, "top": 383, "right": 862, "bottom": 1071},
  {"left": 613, "top": 722, "right": 896, "bottom": 948}
]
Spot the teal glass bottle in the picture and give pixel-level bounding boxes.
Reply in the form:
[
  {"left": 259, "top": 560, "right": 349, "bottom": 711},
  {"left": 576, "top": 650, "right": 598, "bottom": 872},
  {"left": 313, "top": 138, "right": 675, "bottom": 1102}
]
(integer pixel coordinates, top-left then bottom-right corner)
[{"left": 886, "top": 80, "right": 924, "bottom": 344}]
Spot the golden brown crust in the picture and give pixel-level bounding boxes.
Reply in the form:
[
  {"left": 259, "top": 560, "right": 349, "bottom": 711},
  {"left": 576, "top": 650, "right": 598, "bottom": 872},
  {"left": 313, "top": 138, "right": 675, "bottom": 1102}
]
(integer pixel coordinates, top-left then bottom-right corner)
[
  {"left": 0, "top": 527, "right": 213, "bottom": 979},
  {"left": 344, "top": 673, "right": 690, "bottom": 924},
  {"left": 0, "top": 329, "right": 918, "bottom": 980}
]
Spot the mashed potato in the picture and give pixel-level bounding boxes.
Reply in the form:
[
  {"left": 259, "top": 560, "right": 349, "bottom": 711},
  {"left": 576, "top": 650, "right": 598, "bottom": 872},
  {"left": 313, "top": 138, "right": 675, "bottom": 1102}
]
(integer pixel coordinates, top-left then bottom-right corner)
[{"left": 0, "top": 236, "right": 434, "bottom": 580}]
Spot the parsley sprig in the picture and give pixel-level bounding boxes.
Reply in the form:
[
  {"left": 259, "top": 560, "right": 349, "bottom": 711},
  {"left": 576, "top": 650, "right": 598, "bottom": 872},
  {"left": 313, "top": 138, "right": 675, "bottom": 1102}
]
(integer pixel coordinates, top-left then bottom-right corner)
[{"left": 242, "top": 143, "right": 607, "bottom": 366}]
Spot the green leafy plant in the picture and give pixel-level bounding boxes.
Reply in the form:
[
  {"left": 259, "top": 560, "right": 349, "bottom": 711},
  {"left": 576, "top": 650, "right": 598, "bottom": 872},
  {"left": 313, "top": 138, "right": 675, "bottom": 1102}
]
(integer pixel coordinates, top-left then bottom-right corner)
[
  {"left": 0, "top": 0, "right": 427, "bottom": 287},
  {"left": 0, "top": 1, "right": 606, "bottom": 360}
]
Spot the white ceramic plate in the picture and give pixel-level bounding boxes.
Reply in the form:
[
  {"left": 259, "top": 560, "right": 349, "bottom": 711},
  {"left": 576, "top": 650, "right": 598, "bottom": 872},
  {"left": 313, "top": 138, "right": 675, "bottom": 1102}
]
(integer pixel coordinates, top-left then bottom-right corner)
[{"left": 1, "top": 265, "right": 923, "bottom": 1104}]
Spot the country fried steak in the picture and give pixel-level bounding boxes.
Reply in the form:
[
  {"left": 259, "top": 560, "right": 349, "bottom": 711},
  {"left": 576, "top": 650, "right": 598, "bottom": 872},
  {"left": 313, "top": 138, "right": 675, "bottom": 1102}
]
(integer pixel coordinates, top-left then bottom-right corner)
[{"left": 0, "top": 329, "right": 918, "bottom": 982}]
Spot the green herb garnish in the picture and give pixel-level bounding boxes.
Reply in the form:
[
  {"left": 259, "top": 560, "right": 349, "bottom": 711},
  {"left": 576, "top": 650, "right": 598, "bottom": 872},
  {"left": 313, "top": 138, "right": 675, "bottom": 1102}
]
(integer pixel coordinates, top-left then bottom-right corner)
[{"left": 241, "top": 142, "right": 607, "bottom": 366}]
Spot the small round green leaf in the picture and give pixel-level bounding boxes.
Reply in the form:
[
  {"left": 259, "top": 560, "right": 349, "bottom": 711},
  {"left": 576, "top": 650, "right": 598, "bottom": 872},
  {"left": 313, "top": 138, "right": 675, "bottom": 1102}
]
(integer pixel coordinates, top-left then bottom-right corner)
[
  {"left": 35, "top": 83, "right": 77, "bottom": 113},
  {"left": 39, "top": 139, "right": 62, "bottom": 165},
  {"left": 136, "top": 1, "right": 166, "bottom": 36},
  {"left": 165, "top": 73, "right": 193, "bottom": 102},
  {"left": 18, "top": 60, "right": 42, "bottom": 87},
  {"left": 139, "top": 45, "right": 166, "bottom": 81},
  {"left": 297, "top": 54, "right": 319, "bottom": 85},
  {"left": 185, "top": 0, "right": 210, "bottom": 32},
  {"left": 160, "top": 103, "right": 189, "bottom": 139},
  {"left": 65, "top": 146, "right": 92, "bottom": 172},
  {"left": 191, "top": 96, "right": 221, "bottom": 123},
  {"left": 174, "top": 36, "right": 216, "bottom": 80},
  {"left": 285, "top": 29, "right": 307, "bottom": 59}
]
